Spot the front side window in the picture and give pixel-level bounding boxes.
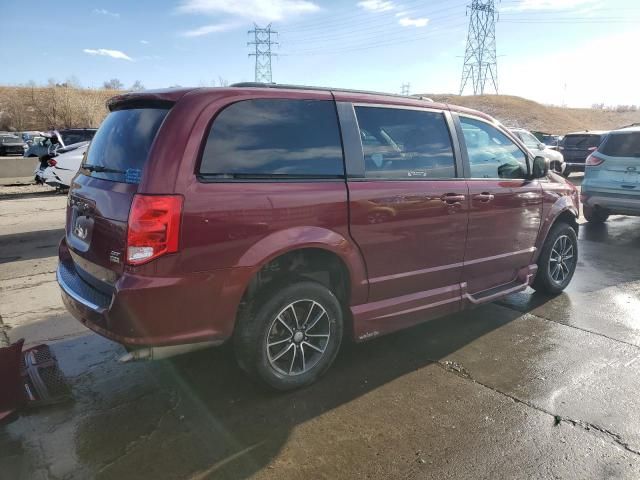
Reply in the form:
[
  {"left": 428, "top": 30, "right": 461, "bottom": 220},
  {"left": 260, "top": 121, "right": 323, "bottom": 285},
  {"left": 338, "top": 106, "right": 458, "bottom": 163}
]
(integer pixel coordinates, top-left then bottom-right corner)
[
  {"left": 460, "top": 117, "right": 528, "bottom": 179},
  {"left": 200, "top": 99, "right": 344, "bottom": 178},
  {"left": 354, "top": 106, "right": 455, "bottom": 179}
]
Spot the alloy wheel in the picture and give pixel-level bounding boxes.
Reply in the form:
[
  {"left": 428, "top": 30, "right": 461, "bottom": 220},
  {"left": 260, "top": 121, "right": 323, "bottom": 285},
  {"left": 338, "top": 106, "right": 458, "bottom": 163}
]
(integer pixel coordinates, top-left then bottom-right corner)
[
  {"left": 549, "top": 234, "right": 575, "bottom": 284},
  {"left": 266, "top": 299, "right": 331, "bottom": 376}
]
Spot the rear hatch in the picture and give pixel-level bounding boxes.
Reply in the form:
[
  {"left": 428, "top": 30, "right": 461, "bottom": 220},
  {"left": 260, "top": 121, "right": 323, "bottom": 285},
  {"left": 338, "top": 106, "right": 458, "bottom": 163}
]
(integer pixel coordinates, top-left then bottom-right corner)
[
  {"left": 561, "top": 134, "right": 603, "bottom": 164},
  {"left": 65, "top": 105, "right": 171, "bottom": 287},
  {"left": 588, "top": 131, "right": 640, "bottom": 195}
]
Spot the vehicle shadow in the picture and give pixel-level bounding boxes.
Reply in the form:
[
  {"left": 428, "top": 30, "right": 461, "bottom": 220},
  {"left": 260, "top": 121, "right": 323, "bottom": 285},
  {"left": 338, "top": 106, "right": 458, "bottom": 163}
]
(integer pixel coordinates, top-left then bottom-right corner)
[
  {"left": 61, "top": 301, "right": 538, "bottom": 479},
  {"left": 0, "top": 228, "right": 64, "bottom": 263}
]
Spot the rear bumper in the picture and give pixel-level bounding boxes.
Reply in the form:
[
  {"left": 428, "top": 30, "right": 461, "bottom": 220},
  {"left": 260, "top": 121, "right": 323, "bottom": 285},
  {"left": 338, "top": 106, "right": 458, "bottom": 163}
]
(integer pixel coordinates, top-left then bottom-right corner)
[
  {"left": 57, "top": 238, "right": 246, "bottom": 347},
  {"left": 582, "top": 191, "right": 640, "bottom": 215}
]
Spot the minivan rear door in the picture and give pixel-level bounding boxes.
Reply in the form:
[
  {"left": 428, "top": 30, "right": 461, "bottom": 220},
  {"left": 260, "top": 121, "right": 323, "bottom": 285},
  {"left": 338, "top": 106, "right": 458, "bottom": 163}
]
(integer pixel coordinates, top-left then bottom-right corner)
[{"left": 66, "top": 107, "right": 170, "bottom": 282}]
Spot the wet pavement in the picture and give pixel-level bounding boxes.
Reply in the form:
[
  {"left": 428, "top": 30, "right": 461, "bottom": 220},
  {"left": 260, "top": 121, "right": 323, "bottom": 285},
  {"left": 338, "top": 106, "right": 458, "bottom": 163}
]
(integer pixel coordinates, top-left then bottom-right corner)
[{"left": 1, "top": 182, "right": 640, "bottom": 479}]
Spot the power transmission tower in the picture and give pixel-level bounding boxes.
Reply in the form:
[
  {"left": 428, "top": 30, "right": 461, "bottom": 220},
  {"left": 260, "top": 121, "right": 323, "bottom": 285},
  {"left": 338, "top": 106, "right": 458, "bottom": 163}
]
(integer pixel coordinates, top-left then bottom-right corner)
[
  {"left": 459, "top": 0, "right": 499, "bottom": 95},
  {"left": 401, "top": 83, "right": 410, "bottom": 96},
  {"left": 248, "top": 24, "right": 278, "bottom": 83}
]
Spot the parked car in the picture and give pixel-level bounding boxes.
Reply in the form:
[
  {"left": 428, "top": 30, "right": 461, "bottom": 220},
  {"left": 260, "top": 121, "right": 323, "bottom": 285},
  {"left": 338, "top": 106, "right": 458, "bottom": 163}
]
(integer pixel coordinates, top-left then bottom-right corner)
[
  {"left": 582, "top": 126, "right": 640, "bottom": 223},
  {"left": 0, "top": 134, "right": 26, "bottom": 156},
  {"left": 560, "top": 131, "right": 608, "bottom": 177},
  {"left": 24, "top": 128, "right": 96, "bottom": 158},
  {"left": 42, "top": 142, "right": 89, "bottom": 190},
  {"left": 57, "top": 84, "right": 579, "bottom": 390},
  {"left": 539, "top": 134, "right": 562, "bottom": 150},
  {"left": 509, "top": 128, "right": 565, "bottom": 173},
  {"left": 34, "top": 140, "right": 91, "bottom": 184}
]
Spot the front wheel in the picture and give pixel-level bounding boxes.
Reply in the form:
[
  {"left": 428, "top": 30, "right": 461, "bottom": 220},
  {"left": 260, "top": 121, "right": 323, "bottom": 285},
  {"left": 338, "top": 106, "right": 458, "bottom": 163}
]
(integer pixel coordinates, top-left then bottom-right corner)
[
  {"left": 234, "top": 281, "right": 344, "bottom": 390},
  {"left": 532, "top": 223, "right": 578, "bottom": 294}
]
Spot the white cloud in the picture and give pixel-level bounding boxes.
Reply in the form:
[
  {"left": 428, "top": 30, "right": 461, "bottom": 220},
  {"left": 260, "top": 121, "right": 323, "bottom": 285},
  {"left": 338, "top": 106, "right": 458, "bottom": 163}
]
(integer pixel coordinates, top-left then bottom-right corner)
[
  {"left": 93, "top": 8, "right": 120, "bottom": 17},
  {"left": 398, "top": 16, "right": 429, "bottom": 27},
  {"left": 83, "top": 48, "right": 133, "bottom": 61},
  {"left": 177, "top": 0, "right": 319, "bottom": 22},
  {"left": 181, "top": 22, "right": 239, "bottom": 37},
  {"left": 509, "top": 0, "right": 597, "bottom": 10},
  {"left": 357, "top": 0, "right": 395, "bottom": 12},
  {"left": 140, "top": 40, "right": 150, "bottom": 44}
]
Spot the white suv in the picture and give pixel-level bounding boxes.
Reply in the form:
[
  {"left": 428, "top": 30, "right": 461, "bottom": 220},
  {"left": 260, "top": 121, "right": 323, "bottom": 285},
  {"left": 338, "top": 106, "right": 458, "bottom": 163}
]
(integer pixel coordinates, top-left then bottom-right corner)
[{"left": 510, "top": 128, "right": 565, "bottom": 174}]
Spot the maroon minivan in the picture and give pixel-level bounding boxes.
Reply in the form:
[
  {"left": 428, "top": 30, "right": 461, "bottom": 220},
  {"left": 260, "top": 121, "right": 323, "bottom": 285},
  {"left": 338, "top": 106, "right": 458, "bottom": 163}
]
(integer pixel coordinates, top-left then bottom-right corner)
[{"left": 57, "top": 84, "right": 579, "bottom": 390}]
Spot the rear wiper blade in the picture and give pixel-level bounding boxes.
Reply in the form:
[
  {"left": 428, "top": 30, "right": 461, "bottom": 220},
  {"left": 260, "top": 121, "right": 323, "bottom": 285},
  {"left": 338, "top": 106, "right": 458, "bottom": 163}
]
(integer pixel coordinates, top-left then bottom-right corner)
[{"left": 81, "top": 163, "right": 126, "bottom": 174}]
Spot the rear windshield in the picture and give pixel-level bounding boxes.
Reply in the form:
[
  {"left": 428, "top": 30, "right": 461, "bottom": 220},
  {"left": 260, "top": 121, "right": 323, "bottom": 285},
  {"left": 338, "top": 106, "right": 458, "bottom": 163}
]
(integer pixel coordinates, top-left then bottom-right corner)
[
  {"left": 599, "top": 132, "right": 640, "bottom": 157},
  {"left": 83, "top": 108, "right": 169, "bottom": 183},
  {"left": 562, "top": 135, "right": 602, "bottom": 149}
]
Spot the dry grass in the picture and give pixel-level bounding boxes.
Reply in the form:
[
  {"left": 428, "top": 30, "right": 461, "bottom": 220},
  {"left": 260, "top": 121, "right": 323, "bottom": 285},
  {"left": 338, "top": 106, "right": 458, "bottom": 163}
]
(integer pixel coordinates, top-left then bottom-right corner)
[
  {"left": 2, "top": 86, "right": 639, "bottom": 135},
  {"left": 0, "top": 86, "right": 120, "bottom": 131},
  {"left": 426, "top": 94, "right": 640, "bottom": 134}
]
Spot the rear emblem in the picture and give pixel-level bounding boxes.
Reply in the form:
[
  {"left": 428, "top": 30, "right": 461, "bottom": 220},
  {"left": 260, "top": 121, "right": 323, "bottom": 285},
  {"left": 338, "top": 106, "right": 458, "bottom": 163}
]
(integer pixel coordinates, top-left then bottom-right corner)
[
  {"left": 73, "top": 222, "right": 88, "bottom": 240},
  {"left": 109, "top": 251, "right": 121, "bottom": 264}
]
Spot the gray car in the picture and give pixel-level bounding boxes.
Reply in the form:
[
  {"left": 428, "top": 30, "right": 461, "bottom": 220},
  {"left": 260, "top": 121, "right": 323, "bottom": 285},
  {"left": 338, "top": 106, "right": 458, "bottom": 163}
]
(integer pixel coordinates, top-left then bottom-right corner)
[
  {"left": 510, "top": 128, "right": 565, "bottom": 173},
  {"left": 0, "top": 134, "right": 26, "bottom": 156}
]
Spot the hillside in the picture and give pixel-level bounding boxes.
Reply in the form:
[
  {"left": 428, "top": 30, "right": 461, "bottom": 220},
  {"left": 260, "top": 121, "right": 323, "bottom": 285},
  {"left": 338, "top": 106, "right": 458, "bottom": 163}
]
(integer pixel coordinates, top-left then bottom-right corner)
[
  {"left": 426, "top": 94, "right": 640, "bottom": 135},
  {"left": 2, "top": 85, "right": 639, "bottom": 135}
]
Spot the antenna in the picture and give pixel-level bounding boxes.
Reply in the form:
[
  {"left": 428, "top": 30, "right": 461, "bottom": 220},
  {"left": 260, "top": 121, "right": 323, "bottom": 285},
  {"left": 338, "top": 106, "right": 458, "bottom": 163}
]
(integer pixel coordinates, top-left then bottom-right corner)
[
  {"left": 248, "top": 24, "right": 278, "bottom": 83},
  {"left": 459, "top": 1, "right": 499, "bottom": 95}
]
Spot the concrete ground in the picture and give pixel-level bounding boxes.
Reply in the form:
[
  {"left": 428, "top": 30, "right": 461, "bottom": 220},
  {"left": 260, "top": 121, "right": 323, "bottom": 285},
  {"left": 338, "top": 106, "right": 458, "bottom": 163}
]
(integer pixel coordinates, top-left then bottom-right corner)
[{"left": 1, "top": 176, "right": 640, "bottom": 480}]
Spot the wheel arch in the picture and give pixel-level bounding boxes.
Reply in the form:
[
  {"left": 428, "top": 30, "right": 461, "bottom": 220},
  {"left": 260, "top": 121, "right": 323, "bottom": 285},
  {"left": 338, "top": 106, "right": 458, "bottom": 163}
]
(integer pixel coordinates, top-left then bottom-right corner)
[{"left": 533, "top": 198, "right": 578, "bottom": 263}]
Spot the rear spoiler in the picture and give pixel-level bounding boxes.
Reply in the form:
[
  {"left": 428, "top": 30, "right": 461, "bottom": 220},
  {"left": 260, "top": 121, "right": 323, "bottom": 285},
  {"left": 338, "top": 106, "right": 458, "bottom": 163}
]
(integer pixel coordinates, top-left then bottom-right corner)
[{"left": 107, "top": 94, "right": 175, "bottom": 111}]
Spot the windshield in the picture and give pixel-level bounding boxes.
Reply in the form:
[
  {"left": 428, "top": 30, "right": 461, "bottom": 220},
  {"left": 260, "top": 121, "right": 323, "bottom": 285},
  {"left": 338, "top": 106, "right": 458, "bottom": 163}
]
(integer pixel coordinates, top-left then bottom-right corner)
[
  {"left": 84, "top": 108, "right": 169, "bottom": 183},
  {"left": 516, "top": 131, "right": 541, "bottom": 149},
  {"left": 599, "top": 132, "right": 640, "bottom": 157},
  {"left": 61, "top": 130, "right": 96, "bottom": 145},
  {"left": 563, "top": 134, "right": 601, "bottom": 149}
]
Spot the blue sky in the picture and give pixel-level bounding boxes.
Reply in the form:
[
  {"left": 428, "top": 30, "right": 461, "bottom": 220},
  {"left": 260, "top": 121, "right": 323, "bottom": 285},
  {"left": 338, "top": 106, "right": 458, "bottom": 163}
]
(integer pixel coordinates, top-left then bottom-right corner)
[{"left": 2, "top": 0, "right": 639, "bottom": 107}]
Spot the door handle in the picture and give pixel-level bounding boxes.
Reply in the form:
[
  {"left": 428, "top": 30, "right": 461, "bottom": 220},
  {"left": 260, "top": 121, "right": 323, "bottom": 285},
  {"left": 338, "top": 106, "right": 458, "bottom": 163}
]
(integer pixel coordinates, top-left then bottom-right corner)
[
  {"left": 475, "top": 192, "right": 495, "bottom": 203},
  {"left": 440, "top": 193, "right": 466, "bottom": 204}
]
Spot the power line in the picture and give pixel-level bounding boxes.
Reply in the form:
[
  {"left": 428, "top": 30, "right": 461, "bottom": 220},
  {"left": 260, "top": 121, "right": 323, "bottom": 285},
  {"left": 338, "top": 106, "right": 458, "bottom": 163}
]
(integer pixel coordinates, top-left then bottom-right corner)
[
  {"left": 460, "top": 0, "right": 499, "bottom": 95},
  {"left": 248, "top": 24, "right": 278, "bottom": 83}
]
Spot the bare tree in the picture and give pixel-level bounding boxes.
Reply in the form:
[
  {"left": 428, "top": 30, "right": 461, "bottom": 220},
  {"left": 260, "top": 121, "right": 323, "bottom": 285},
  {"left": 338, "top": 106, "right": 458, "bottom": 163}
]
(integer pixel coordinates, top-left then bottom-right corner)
[
  {"left": 103, "top": 78, "right": 124, "bottom": 90},
  {"left": 130, "top": 80, "right": 145, "bottom": 91}
]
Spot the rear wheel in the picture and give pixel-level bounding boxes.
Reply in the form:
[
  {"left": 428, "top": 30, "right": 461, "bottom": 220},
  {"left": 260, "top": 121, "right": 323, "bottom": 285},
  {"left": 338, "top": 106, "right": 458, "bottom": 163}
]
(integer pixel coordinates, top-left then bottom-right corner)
[
  {"left": 234, "top": 281, "right": 343, "bottom": 390},
  {"left": 583, "top": 205, "right": 609, "bottom": 223},
  {"left": 532, "top": 223, "right": 578, "bottom": 294}
]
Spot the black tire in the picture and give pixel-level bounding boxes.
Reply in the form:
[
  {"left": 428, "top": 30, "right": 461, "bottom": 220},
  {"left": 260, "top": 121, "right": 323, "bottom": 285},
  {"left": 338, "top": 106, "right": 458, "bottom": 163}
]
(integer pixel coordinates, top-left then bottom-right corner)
[
  {"left": 234, "top": 280, "right": 343, "bottom": 391},
  {"left": 532, "top": 222, "right": 578, "bottom": 294},
  {"left": 583, "top": 205, "right": 609, "bottom": 224}
]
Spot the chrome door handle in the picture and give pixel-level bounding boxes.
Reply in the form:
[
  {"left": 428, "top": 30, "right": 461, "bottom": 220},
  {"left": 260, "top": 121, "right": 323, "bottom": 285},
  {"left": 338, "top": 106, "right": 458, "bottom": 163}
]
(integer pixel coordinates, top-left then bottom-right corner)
[
  {"left": 475, "top": 193, "right": 495, "bottom": 202},
  {"left": 440, "top": 193, "right": 466, "bottom": 204}
]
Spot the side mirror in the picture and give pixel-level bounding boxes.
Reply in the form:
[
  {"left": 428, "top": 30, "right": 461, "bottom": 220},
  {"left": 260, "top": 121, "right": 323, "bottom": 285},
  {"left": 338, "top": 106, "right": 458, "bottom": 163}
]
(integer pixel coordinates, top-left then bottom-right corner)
[
  {"left": 538, "top": 143, "right": 546, "bottom": 151},
  {"left": 532, "top": 156, "right": 549, "bottom": 179}
]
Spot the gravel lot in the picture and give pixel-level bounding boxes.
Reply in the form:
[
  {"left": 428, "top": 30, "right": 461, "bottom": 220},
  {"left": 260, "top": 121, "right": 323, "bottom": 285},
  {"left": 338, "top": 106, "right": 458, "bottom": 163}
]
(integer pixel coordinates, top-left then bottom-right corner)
[{"left": 1, "top": 182, "right": 640, "bottom": 479}]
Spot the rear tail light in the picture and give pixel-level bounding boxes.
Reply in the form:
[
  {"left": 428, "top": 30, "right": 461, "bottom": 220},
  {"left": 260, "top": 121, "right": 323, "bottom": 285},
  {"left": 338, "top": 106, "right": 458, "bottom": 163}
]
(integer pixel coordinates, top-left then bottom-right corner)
[
  {"left": 47, "top": 159, "right": 57, "bottom": 167},
  {"left": 586, "top": 154, "right": 604, "bottom": 166},
  {"left": 126, "top": 194, "right": 183, "bottom": 265}
]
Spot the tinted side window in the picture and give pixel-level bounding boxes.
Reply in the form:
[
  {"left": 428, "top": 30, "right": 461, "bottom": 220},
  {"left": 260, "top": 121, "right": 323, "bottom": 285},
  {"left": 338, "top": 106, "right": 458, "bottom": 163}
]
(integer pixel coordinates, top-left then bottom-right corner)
[
  {"left": 200, "top": 99, "right": 344, "bottom": 178},
  {"left": 354, "top": 106, "right": 455, "bottom": 179},
  {"left": 599, "top": 132, "right": 640, "bottom": 158},
  {"left": 460, "top": 117, "right": 527, "bottom": 179},
  {"left": 562, "top": 135, "right": 601, "bottom": 149}
]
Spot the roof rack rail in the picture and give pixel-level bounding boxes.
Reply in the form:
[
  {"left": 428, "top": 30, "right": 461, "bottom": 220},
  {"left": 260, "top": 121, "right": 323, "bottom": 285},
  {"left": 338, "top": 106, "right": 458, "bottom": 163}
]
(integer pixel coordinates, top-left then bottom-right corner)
[{"left": 229, "top": 82, "right": 434, "bottom": 102}]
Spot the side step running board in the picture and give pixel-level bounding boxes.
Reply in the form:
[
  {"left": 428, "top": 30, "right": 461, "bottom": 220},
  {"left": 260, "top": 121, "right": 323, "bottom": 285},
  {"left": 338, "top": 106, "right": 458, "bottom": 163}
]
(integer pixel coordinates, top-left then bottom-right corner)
[{"left": 463, "top": 274, "right": 534, "bottom": 305}]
